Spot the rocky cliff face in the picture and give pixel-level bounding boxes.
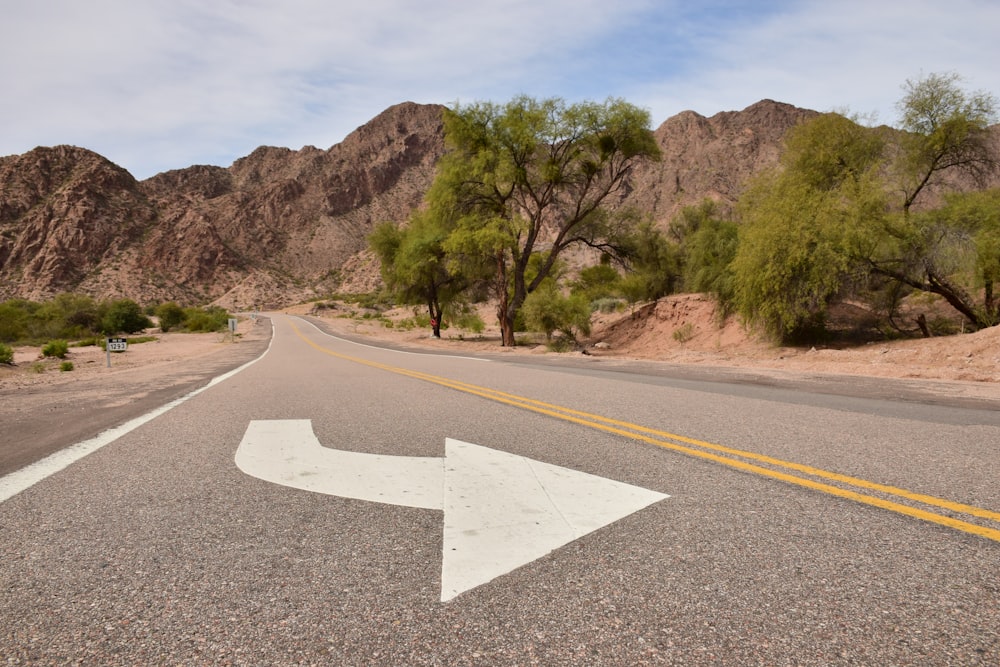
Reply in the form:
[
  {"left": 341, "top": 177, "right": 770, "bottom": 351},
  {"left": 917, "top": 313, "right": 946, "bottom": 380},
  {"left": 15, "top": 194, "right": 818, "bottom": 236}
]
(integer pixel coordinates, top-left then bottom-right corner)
[
  {"left": 4, "top": 99, "right": 988, "bottom": 308},
  {"left": 1, "top": 101, "right": 446, "bottom": 306},
  {"left": 624, "top": 99, "right": 817, "bottom": 219}
]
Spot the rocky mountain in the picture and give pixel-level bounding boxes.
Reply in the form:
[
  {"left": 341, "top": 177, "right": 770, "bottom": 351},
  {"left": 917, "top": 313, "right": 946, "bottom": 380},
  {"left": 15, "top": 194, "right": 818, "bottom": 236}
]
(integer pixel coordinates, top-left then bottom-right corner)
[
  {"left": 1, "top": 99, "right": 991, "bottom": 308},
  {"left": 1, "top": 101, "right": 446, "bottom": 307}
]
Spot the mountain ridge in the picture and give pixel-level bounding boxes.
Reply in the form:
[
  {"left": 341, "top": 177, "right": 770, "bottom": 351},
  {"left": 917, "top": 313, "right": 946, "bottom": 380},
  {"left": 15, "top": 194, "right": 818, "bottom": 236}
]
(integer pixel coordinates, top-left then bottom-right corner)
[{"left": 3, "top": 99, "right": 992, "bottom": 308}]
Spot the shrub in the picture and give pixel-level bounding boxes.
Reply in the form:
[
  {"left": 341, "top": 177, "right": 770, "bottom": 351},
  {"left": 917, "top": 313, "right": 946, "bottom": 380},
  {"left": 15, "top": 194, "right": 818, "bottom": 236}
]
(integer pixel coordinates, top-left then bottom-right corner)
[
  {"left": 60, "top": 361, "right": 74, "bottom": 372},
  {"left": 41, "top": 339, "right": 69, "bottom": 359},
  {"left": 672, "top": 323, "right": 695, "bottom": 343},
  {"left": 100, "top": 299, "right": 152, "bottom": 334},
  {"left": 155, "top": 301, "right": 186, "bottom": 332},
  {"left": 73, "top": 336, "right": 103, "bottom": 348},
  {"left": 183, "top": 306, "right": 230, "bottom": 332},
  {"left": 0, "top": 302, "right": 31, "bottom": 343},
  {"left": 0, "top": 342, "right": 13, "bottom": 365},
  {"left": 591, "top": 297, "right": 623, "bottom": 314},
  {"left": 452, "top": 310, "right": 485, "bottom": 333},
  {"left": 522, "top": 286, "right": 592, "bottom": 341}
]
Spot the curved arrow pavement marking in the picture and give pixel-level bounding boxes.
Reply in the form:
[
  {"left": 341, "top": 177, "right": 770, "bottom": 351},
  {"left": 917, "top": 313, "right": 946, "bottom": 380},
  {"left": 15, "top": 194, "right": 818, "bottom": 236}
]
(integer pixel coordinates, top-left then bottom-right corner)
[{"left": 236, "top": 419, "right": 668, "bottom": 602}]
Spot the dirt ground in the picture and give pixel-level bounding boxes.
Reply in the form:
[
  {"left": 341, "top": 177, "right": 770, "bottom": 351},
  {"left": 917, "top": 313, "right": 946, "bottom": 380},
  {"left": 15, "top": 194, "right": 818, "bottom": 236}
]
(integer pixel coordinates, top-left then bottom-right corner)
[
  {"left": 3, "top": 295, "right": 998, "bottom": 402},
  {"left": 0, "top": 319, "right": 267, "bottom": 391}
]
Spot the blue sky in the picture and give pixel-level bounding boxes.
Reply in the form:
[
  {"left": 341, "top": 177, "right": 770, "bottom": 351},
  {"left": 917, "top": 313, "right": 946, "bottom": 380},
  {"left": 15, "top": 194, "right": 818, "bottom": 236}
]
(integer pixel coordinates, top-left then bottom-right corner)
[{"left": 3, "top": 0, "right": 998, "bottom": 180}]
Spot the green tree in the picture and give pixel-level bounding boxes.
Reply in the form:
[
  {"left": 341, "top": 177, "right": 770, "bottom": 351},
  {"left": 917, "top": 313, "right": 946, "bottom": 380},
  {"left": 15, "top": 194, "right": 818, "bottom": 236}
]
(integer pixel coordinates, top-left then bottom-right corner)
[
  {"left": 857, "top": 73, "right": 1000, "bottom": 329},
  {"left": 370, "top": 204, "right": 485, "bottom": 339},
  {"left": 895, "top": 72, "right": 998, "bottom": 214},
  {"left": 570, "top": 261, "right": 622, "bottom": 304},
  {"left": 521, "top": 282, "right": 592, "bottom": 342},
  {"left": 732, "top": 74, "right": 999, "bottom": 339},
  {"left": 35, "top": 293, "right": 99, "bottom": 339},
  {"left": 100, "top": 299, "right": 152, "bottom": 335},
  {"left": 731, "top": 112, "right": 888, "bottom": 339},
  {"left": 618, "top": 218, "right": 680, "bottom": 302},
  {"left": 679, "top": 202, "right": 739, "bottom": 314},
  {"left": 0, "top": 300, "right": 33, "bottom": 343},
  {"left": 436, "top": 96, "right": 661, "bottom": 345}
]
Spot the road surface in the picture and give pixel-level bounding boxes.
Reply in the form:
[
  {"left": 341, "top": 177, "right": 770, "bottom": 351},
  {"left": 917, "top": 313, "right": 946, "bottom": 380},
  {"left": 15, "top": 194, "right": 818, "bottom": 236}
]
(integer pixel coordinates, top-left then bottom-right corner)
[{"left": 2, "top": 314, "right": 997, "bottom": 665}]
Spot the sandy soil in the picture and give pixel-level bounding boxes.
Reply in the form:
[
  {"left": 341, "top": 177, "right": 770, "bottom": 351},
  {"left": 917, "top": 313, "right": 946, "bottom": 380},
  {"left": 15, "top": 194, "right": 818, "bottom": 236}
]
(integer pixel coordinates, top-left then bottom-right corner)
[{"left": 3, "top": 296, "right": 998, "bottom": 401}]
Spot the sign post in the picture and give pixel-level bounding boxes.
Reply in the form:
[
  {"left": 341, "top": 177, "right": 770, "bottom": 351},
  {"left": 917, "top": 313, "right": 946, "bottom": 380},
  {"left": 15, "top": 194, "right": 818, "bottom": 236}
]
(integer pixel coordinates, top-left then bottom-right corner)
[{"left": 106, "top": 337, "right": 127, "bottom": 367}]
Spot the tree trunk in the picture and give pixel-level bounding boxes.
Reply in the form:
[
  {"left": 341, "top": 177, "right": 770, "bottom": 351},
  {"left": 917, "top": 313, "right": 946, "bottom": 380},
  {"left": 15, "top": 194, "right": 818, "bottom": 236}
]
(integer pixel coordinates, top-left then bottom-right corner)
[
  {"left": 915, "top": 313, "right": 931, "bottom": 338},
  {"left": 869, "top": 262, "right": 991, "bottom": 330},
  {"left": 427, "top": 299, "right": 442, "bottom": 338},
  {"left": 498, "top": 304, "right": 515, "bottom": 347},
  {"left": 492, "top": 252, "right": 517, "bottom": 346}
]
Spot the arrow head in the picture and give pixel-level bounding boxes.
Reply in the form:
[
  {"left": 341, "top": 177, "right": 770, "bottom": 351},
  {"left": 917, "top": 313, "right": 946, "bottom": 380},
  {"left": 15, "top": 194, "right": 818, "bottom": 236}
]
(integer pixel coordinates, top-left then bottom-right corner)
[{"left": 440, "top": 438, "right": 667, "bottom": 602}]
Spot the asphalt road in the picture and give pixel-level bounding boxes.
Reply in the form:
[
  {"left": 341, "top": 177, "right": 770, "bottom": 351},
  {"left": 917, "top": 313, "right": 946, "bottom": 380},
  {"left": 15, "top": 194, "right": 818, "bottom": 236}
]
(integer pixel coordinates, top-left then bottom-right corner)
[{"left": 2, "top": 314, "right": 998, "bottom": 665}]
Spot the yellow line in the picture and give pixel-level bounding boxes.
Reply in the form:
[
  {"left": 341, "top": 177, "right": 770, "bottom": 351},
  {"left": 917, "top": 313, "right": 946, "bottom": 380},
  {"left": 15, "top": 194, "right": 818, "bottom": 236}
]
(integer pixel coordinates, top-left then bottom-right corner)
[{"left": 290, "top": 320, "right": 1000, "bottom": 543}]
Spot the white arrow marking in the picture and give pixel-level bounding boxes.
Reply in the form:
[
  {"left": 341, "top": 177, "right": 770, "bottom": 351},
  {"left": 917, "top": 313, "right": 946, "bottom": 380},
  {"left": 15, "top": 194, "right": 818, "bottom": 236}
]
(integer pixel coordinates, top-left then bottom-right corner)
[{"left": 236, "top": 420, "right": 667, "bottom": 602}]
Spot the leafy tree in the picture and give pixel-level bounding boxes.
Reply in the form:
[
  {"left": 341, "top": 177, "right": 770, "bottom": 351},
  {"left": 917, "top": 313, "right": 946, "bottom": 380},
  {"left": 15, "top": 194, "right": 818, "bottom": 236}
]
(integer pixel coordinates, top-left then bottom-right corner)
[
  {"left": 732, "top": 73, "right": 999, "bottom": 339},
  {"left": 100, "top": 299, "right": 152, "bottom": 335},
  {"left": 858, "top": 73, "right": 1000, "bottom": 328},
  {"left": 35, "top": 293, "right": 99, "bottom": 339},
  {"left": 873, "top": 188, "right": 1000, "bottom": 327},
  {"left": 0, "top": 300, "right": 32, "bottom": 343},
  {"left": 680, "top": 203, "right": 739, "bottom": 315},
  {"left": 370, "top": 205, "right": 484, "bottom": 339},
  {"left": 618, "top": 218, "right": 681, "bottom": 302},
  {"left": 732, "top": 113, "right": 885, "bottom": 339},
  {"left": 570, "top": 261, "right": 622, "bottom": 303},
  {"left": 895, "top": 72, "right": 998, "bottom": 213},
  {"left": 436, "top": 95, "right": 661, "bottom": 345},
  {"left": 521, "top": 282, "right": 592, "bottom": 342}
]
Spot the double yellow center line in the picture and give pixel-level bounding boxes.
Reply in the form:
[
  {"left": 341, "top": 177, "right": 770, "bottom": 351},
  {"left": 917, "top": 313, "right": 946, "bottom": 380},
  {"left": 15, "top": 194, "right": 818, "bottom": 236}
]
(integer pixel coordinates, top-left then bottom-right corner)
[{"left": 292, "top": 320, "right": 1000, "bottom": 544}]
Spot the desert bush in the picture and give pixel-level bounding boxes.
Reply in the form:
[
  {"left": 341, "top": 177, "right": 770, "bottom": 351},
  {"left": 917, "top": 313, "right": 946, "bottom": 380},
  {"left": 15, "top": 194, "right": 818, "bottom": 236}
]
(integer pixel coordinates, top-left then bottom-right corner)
[
  {"left": 452, "top": 310, "right": 485, "bottom": 333},
  {"left": 100, "top": 299, "right": 152, "bottom": 335},
  {"left": 0, "top": 299, "right": 36, "bottom": 343},
  {"left": 545, "top": 336, "right": 575, "bottom": 353},
  {"left": 0, "top": 342, "right": 13, "bottom": 364},
  {"left": 672, "top": 323, "right": 695, "bottom": 343},
  {"left": 183, "top": 306, "right": 230, "bottom": 332},
  {"left": 41, "top": 339, "right": 69, "bottom": 359},
  {"left": 155, "top": 301, "right": 186, "bottom": 332},
  {"left": 522, "top": 285, "right": 592, "bottom": 341},
  {"left": 591, "top": 297, "right": 623, "bottom": 314},
  {"left": 60, "top": 361, "right": 74, "bottom": 372}
]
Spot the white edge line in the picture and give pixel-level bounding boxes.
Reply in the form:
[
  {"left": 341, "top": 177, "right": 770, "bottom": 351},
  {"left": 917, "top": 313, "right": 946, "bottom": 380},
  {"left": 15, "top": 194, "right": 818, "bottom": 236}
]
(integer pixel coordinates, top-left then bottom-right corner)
[
  {"left": 293, "top": 315, "right": 490, "bottom": 362},
  {"left": 0, "top": 322, "right": 275, "bottom": 505}
]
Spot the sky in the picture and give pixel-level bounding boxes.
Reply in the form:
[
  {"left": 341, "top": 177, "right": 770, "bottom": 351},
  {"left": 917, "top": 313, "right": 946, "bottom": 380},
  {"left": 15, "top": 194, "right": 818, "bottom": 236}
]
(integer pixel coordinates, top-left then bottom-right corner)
[{"left": 2, "top": 0, "right": 998, "bottom": 180}]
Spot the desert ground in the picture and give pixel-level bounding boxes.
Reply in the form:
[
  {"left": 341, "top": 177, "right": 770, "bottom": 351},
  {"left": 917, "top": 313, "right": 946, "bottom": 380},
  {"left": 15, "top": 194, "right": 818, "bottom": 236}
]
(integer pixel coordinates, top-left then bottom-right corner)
[{"left": 2, "top": 294, "right": 999, "bottom": 403}]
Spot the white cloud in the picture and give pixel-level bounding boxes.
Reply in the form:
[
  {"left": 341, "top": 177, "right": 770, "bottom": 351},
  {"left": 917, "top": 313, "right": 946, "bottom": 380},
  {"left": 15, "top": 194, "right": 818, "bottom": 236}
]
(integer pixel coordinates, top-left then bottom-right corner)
[
  {"left": 630, "top": 0, "right": 1000, "bottom": 125},
  {"left": 2, "top": 0, "right": 997, "bottom": 178}
]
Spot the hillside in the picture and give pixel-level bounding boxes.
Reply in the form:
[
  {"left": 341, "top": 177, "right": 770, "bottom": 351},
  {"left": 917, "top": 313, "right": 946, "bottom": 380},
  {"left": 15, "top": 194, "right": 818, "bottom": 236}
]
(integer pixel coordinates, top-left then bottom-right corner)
[
  {"left": 0, "top": 102, "right": 446, "bottom": 306},
  {"left": 1, "top": 100, "right": 822, "bottom": 308},
  {"left": 3, "top": 99, "right": 998, "bottom": 316}
]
